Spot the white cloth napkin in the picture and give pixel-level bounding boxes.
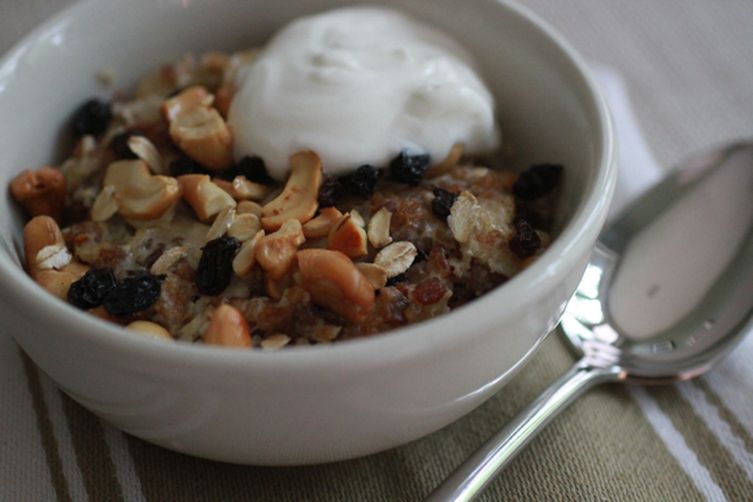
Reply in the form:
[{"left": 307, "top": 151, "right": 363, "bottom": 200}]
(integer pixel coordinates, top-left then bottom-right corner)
[{"left": 592, "top": 65, "right": 753, "bottom": 500}]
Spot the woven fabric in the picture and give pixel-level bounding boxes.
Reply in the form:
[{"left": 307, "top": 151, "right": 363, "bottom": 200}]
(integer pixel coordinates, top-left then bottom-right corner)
[{"left": 1, "top": 1, "right": 752, "bottom": 500}]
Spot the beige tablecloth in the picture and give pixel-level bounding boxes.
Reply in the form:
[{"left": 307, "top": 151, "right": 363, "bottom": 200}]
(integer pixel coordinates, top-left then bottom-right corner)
[{"left": 1, "top": 1, "right": 752, "bottom": 500}]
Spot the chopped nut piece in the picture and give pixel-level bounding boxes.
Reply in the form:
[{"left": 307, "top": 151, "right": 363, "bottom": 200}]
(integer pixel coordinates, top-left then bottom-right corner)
[
  {"left": 355, "top": 262, "right": 388, "bottom": 289},
  {"left": 91, "top": 185, "right": 119, "bottom": 222},
  {"left": 228, "top": 213, "right": 261, "bottom": 241},
  {"left": 169, "top": 106, "right": 233, "bottom": 170},
  {"left": 232, "top": 176, "right": 269, "bottom": 200},
  {"left": 150, "top": 246, "right": 188, "bottom": 276},
  {"left": 127, "top": 135, "right": 167, "bottom": 174},
  {"left": 232, "top": 229, "right": 264, "bottom": 276},
  {"left": 203, "top": 304, "right": 251, "bottom": 348},
  {"left": 255, "top": 220, "right": 306, "bottom": 279},
  {"left": 10, "top": 167, "right": 66, "bottom": 222},
  {"left": 367, "top": 207, "right": 393, "bottom": 249},
  {"left": 349, "top": 209, "right": 365, "bottom": 228},
  {"left": 261, "top": 150, "right": 323, "bottom": 231},
  {"left": 206, "top": 208, "right": 236, "bottom": 241},
  {"left": 260, "top": 333, "right": 291, "bottom": 350},
  {"left": 236, "top": 200, "right": 263, "bottom": 217},
  {"left": 103, "top": 160, "right": 181, "bottom": 220},
  {"left": 327, "top": 214, "right": 368, "bottom": 258},
  {"left": 303, "top": 207, "right": 343, "bottom": 239},
  {"left": 178, "top": 174, "right": 237, "bottom": 222},
  {"left": 297, "top": 249, "right": 375, "bottom": 324},
  {"left": 126, "top": 321, "right": 173, "bottom": 340},
  {"left": 426, "top": 143, "right": 464, "bottom": 178},
  {"left": 374, "top": 241, "right": 418, "bottom": 278},
  {"left": 163, "top": 85, "right": 213, "bottom": 121},
  {"left": 214, "top": 177, "right": 269, "bottom": 201},
  {"left": 313, "top": 325, "right": 341, "bottom": 343}
]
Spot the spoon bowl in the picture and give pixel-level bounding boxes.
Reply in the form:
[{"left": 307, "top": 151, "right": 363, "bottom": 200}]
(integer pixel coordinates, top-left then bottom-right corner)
[{"left": 429, "top": 142, "right": 753, "bottom": 501}]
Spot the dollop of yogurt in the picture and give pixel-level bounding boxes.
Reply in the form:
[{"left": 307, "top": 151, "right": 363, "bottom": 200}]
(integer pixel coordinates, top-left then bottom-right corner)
[{"left": 229, "top": 6, "right": 501, "bottom": 180}]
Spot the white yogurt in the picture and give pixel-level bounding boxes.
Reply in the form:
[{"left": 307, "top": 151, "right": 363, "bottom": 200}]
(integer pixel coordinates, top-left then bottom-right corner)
[{"left": 228, "top": 6, "right": 501, "bottom": 180}]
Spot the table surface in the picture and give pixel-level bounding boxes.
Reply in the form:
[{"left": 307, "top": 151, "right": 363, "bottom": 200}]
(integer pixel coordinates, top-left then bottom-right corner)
[{"left": 1, "top": 1, "right": 752, "bottom": 501}]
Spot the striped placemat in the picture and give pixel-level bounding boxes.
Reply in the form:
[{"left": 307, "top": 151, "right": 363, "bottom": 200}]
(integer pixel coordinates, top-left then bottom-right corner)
[{"left": 2, "top": 1, "right": 752, "bottom": 500}]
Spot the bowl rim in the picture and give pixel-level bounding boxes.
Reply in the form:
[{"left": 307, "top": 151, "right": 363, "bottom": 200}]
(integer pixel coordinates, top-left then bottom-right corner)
[{"left": 0, "top": 0, "right": 616, "bottom": 371}]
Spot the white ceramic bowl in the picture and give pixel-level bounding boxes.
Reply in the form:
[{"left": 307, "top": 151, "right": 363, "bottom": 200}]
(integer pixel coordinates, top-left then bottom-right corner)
[{"left": 0, "top": 0, "right": 615, "bottom": 464}]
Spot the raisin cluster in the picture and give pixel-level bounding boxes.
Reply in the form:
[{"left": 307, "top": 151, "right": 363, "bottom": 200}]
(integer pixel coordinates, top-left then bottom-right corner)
[
  {"left": 103, "top": 274, "right": 163, "bottom": 316},
  {"left": 390, "top": 150, "right": 431, "bottom": 186},
  {"left": 317, "top": 164, "right": 380, "bottom": 207},
  {"left": 68, "top": 268, "right": 162, "bottom": 316}
]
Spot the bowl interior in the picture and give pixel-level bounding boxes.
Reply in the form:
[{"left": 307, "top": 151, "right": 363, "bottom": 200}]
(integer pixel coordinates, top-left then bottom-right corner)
[{"left": 0, "top": 0, "right": 606, "bottom": 349}]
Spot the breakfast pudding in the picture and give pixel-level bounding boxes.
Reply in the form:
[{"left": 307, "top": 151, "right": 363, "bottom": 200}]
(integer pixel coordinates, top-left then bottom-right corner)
[{"left": 10, "top": 6, "right": 562, "bottom": 348}]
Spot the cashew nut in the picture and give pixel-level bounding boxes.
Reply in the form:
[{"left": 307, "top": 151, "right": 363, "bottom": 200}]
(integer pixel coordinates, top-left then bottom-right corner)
[
  {"left": 303, "top": 207, "right": 343, "bottom": 239},
  {"left": 23, "top": 216, "right": 87, "bottom": 298},
  {"left": 214, "top": 176, "right": 269, "bottom": 201},
  {"left": 169, "top": 106, "right": 233, "bottom": 170},
  {"left": 203, "top": 304, "right": 251, "bottom": 348},
  {"left": 178, "top": 174, "right": 237, "bottom": 222},
  {"left": 163, "top": 85, "right": 213, "bottom": 121},
  {"left": 296, "top": 249, "right": 375, "bottom": 324},
  {"left": 10, "top": 167, "right": 66, "bottom": 222},
  {"left": 255, "top": 219, "right": 306, "bottom": 279},
  {"left": 103, "top": 160, "right": 181, "bottom": 220},
  {"left": 327, "top": 214, "right": 368, "bottom": 258},
  {"left": 261, "top": 150, "right": 322, "bottom": 231}
]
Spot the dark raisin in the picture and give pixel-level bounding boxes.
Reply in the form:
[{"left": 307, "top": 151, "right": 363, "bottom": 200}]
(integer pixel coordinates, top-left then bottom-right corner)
[
  {"left": 169, "top": 156, "right": 210, "bottom": 177},
  {"left": 342, "top": 165, "right": 379, "bottom": 198},
  {"left": 110, "top": 130, "right": 145, "bottom": 159},
  {"left": 386, "top": 273, "right": 408, "bottom": 286},
  {"left": 318, "top": 176, "right": 343, "bottom": 208},
  {"left": 102, "top": 273, "right": 162, "bottom": 316},
  {"left": 390, "top": 150, "right": 430, "bottom": 186},
  {"left": 509, "top": 218, "right": 542, "bottom": 258},
  {"left": 431, "top": 187, "right": 458, "bottom": 220},
  {"left": 67, "top": 268, "right": 118, "bottom": 310},
  {"left": 71, "top": 99, "right": 112, "bottom": 137},
  {"left": 235, "top": 156, "right": 272, "bottom": 183},
  {"left": 196, "top": 236, "right": 241, "bottom": 295},
  {"left": 512, "top": 164, "right": 563, "bottom": 200},
  {"left": 251, "top": 328, "right": 267, "bottom": 338}
]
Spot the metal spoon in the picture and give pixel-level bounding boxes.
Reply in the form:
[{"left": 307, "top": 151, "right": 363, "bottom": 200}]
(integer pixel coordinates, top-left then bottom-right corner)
[{"left": 428, "top": 142, "right": 753, "bottom": 501}]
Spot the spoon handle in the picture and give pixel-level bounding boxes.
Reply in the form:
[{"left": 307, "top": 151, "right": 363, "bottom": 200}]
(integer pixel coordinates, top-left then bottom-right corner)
[{"left": 426, "top": 361, "right": 623, "bottom": 502}]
